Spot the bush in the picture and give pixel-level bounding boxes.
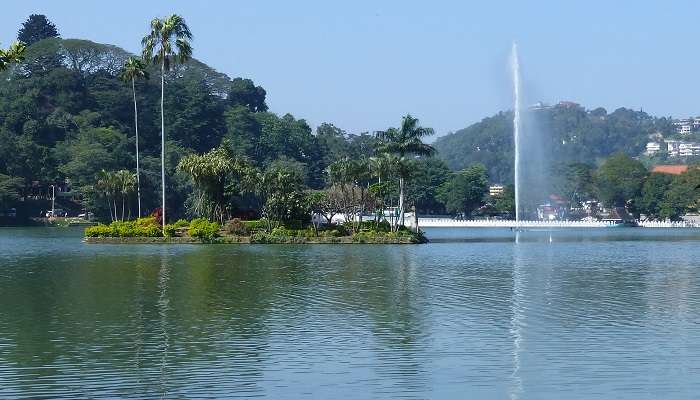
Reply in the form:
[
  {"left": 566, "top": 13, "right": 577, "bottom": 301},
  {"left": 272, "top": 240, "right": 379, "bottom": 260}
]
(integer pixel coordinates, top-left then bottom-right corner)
[
  {"left": 163, "top": 223, "right": 178, "bottom": 238},
  {"left": 188, "top": 218, "right": 220, "bottom": 240},
  {"left": 224, "top": 218, "right": 249, "bottom": 235},
  {"left": 243, "top": 219, "right": 266, "bottom": 232},
  {"left": 85, "top": 224, "right": 113, "bottom": 237},
  {"left": 84, "top": 220, "right": 162, "bottom": 238},
  {"left": 172, "top": 219, "right": 189, "bottom": 228}
]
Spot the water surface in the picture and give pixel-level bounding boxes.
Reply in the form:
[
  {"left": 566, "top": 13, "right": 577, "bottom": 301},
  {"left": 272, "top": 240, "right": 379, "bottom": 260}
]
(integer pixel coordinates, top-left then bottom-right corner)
[{"left": 1, "top": 227, "right": 699, "bottom": 399}]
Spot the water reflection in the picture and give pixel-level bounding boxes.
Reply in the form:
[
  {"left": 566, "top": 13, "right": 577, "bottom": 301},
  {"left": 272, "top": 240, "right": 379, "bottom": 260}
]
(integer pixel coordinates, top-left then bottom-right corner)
[{"left": 1, "top": 228, "right": 700, "bottom": 398}]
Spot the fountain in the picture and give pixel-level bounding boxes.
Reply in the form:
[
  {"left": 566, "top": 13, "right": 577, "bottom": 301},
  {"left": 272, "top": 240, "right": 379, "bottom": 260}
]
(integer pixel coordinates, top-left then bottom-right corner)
[{"left": 511, "top": 43, "right": 522, "bottom": 232}]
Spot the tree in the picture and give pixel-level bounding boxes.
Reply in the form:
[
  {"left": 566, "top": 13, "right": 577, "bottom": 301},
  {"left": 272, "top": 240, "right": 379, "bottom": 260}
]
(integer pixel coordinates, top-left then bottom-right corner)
[
  {"left": 17, "top": 14, "right": 59, "bottom": 46},
  {"left": 376, "top": 114, "right": 435, "bottom": 229},
  {"left": 659, "top": 168, "right": 700, "bottom": 220},
  {"left": 594, "top": 153, "right": 647, "bottom": 207},
  {"left": 493, "top": 184, "right": 516, "bottom": 216},
  {"left": 228, "top": 77, "right": 267, "bottom": 112},
  {"left": 114, "top": 169, "right": 137, "bottom": 221},
  {"left": 437, "top": 164, "right": 489, "bottom": 217},
  {"left": 177, "top": 143, "right": 252, "bottom": 223},
  {"left": 118, "top": 57, "right": 149, "bottom": 217},
  {"left": 0, "top": 42, "right": 26, "bottom": 71},
  {"left": 0, "top": 174, "right": 23, "bottom": 209},
  {"left": 638, "top": 172, "right": 673, "bottom": 219},
  {"left": 555, "top": 162, "right": 595, "bottom": 206},
  {"left": 142, "top": 14, "right": 193, "bottom": 230},
  {"left": 257, "top": 160, "right": 308, "bottom": 229}
]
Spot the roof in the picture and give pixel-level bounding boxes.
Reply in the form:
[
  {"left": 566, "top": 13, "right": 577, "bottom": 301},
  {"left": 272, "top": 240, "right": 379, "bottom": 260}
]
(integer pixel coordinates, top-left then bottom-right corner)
[{"left": 651, "top": 165, "right": 689, "bottom": 175}]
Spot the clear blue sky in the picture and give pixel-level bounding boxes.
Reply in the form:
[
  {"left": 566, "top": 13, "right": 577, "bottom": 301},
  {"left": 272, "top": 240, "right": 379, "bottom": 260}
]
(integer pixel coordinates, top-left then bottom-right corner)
[{"left": 1, "top": 1, "right": 697, "bottom": 138}]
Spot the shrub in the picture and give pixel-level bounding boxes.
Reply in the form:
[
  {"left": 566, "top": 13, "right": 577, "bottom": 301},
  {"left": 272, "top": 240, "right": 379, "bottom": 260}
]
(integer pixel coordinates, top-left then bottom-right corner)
[
  {"left": 85, "top": 220, "right": 162, "bottom": 238},
  {"left": 163, "top": 224, "right": 178, "bottom": 238},
  {"left": 85, "top": 224, "right": 113, "bottom": 237},
  {"left": 188, "top": 218, "right": 220, "bottom": 240},
  {"left": 224, "top": 218, "right": 249, "bottom": 235},
  {"left": 172, "top": 219, "right": 189, "bottom": 228},
  {"left": 243, "top": 219, "right": 266, "bottom": 232}
]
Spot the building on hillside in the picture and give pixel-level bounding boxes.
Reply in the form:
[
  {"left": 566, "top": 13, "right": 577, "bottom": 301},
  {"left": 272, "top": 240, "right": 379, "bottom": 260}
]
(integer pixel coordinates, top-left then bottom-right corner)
[
  {"left": 489, "top": 185, "right": 505, "bottom": 197},
  {"left": 666, "top": 140, "right": 682, "bottom": 157},
  {"left": 557, "top": 101, "right": 580, "bottom": 108},
  {"left": 651, "top": 165, "right": 689, "bottom": 175},
  {"left": 679, "top": 142, "right": 700, "bottom": 157},
  {"left": 646, "top": 142, "right": 662, "bottom": 156},
  {"left": 529, "top": 102, "right": 551, "bottom": 111}
]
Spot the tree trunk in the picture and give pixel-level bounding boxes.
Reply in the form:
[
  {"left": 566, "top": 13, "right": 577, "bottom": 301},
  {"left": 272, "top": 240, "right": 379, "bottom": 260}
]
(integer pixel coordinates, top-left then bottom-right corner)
[
  {"left": 107, "top": 198, "right": 114, "bottom": 222},
  {"left": 133, "top": 78, "right": 142, "bottom": 218},
  {"left": 397, "top": 177, "right": 405, "bottom": 231},
  {"left": 121, "top": 195, "right": 125, "bottom": 222},
  {"left": 160, "top": 59, "right": 166, "bottom": 230}
]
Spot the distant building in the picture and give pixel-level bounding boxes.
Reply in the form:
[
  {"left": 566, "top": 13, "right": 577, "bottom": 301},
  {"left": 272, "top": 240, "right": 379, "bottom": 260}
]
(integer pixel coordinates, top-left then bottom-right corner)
[
  {"left": 645, "top": 142, "right": 662, "bottom": 156},
  {"left": 679, "top": 142, "right": 700, "bottom": 157},
  {"left": 651, "top": 165, "right": 689, "bottom": 175},
  {"left": 529, "top": 102, "right": 551, "bottom": 111},
  {"left": 489, "top": 185, "right": 505, "bottom": 197},
  {"left": 557, "top": 101, "right": 580, "bottom": 108}
]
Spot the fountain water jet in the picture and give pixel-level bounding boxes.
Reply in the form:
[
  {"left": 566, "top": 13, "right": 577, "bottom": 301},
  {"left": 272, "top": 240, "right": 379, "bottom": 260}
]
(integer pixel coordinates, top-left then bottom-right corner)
[{"left": 511, "top": 42, "right": 522, "bottom": 230}]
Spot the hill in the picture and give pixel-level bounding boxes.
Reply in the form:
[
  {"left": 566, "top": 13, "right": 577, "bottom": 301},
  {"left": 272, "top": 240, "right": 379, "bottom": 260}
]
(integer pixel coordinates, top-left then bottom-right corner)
[{"left": 434, "top": 103, "right": 676, "bottom": 184}]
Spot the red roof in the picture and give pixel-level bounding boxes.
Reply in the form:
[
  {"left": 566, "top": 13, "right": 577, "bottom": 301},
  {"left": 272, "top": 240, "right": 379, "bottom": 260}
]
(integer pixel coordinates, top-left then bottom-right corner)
[{"left": 651, "top": 165, "right": 689, "bottom": 175}]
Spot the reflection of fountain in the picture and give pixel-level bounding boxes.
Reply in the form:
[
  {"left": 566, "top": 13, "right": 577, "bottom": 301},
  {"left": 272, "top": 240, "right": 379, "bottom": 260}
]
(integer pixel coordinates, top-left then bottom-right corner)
[{"left": 511, "top": 42, "right": 522, "bottom": 230}]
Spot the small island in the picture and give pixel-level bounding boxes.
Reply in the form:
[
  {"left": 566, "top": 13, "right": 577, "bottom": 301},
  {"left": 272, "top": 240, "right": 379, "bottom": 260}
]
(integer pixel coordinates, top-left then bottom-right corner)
[{"left": 84, "top": 217, "right": 427, "bottom": 244}]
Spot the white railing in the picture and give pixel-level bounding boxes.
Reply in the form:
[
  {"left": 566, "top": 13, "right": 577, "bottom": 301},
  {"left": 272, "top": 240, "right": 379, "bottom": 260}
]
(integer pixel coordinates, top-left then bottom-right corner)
[{"left": 410, "top": 218, "right": 700, "bottom": 228}]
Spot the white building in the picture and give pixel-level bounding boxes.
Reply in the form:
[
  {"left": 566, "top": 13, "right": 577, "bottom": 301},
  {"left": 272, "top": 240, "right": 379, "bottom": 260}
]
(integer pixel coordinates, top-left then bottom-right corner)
[
  {"left": 489, "top": 185, "right": 505, "bottom": 197},
  {"left": 679, "top": 142, "right": 700, "bottom": 157},
  {"left": 646, "top": 142, "right": 662, "bottom": 156}
]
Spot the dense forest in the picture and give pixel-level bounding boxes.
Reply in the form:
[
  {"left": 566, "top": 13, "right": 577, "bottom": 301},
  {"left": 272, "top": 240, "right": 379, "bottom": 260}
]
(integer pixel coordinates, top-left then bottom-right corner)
[{"left": 2, "top": 14, "right": 699, "bottom": 226}]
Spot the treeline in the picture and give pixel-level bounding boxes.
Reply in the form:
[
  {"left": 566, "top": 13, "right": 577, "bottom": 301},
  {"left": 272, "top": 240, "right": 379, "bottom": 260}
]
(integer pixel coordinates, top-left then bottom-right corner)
[
  {"left": 0, "top": 14, "right": 509, "bottom": 225},
  {"left": 554, "top": 153, "right": 700, "bottom": 220},
  {"left": 435, "top": 103, "right": 676, "bottom": 184}
]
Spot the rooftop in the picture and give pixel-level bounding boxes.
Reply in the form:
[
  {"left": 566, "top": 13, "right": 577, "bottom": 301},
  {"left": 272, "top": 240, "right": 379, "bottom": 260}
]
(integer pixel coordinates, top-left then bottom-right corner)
[{"left": 651, "top": 165, "right": 689, "bottom": 175}]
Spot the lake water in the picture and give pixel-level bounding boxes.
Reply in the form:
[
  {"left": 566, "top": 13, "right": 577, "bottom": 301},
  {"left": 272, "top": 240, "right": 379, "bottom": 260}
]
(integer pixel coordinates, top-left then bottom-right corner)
[{"left": 1, "top": 227, "right": 700, "bottom": 399}]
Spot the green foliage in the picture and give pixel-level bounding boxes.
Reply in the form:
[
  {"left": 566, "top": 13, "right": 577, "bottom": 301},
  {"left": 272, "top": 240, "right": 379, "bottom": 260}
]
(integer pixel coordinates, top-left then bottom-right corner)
[
  {"left": 0, "top": 174, "right": 23, "bottom": 209},
  {"left": 637, "top": 173, "right": 673, "bottom": 218},
  {"left": 162, "top": 223, "right": 178, "bottom": 238},
  {"left": 177, "top": 142, "right": 253, "bottom": 222},
  {"left": 594, "top": 153, "right": 647, "bottom": 207},
  {"left": 659, "top": 169, "right": 700, "bottom": 220},
  {"left": 435, "top": 105, "right": 671, "bottom": 185},
  {"left": 84, "top": 219, "right": 162, "bottom": 238},
  {"left": 437, "top": 164, "right": 489, "bottom": 217},
  {"left": 188, "top": 218, "right": 220, "bottom": 240},
  {"left": 18, "top": 14, "right": 60, "bottom": 46}
]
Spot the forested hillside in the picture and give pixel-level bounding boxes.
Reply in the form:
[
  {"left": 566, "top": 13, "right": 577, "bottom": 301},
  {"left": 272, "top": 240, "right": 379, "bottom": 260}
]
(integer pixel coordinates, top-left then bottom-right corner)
[{"left": 435, "top": 104, "right": 676, "bottom": 184}]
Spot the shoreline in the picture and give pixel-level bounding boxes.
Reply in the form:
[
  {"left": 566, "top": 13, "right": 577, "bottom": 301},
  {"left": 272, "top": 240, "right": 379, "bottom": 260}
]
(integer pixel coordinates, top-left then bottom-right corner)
[{"left": 84, "top": 235, "right": 424, "bottom": 245}]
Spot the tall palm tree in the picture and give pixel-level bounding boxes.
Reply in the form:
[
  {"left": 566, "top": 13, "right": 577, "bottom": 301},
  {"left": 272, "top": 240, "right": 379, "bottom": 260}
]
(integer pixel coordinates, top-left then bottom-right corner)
[
  {"left": 376, "top": 114, "right": 435, "bottom": 230},
  {"left": 0, "top": 42, "right": 25, "bottom": 71},
  {"left": 119, "top": 57, "right": 149, "bottom": 218},
  {"left": 142, "top": 14, "right": 193, "bottom": 230}
]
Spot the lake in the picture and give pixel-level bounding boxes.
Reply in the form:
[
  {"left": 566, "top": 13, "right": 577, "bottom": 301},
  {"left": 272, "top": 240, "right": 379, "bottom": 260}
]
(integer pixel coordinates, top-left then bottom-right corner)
[{"left": 1, "top": 227, "right": 700, "bottom": 399}]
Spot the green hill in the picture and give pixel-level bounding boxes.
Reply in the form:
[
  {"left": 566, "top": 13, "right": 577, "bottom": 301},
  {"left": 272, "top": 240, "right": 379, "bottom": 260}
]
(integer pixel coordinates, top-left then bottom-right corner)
[{"left": 435, "top": 103, "right": 676, "bottom": 184}]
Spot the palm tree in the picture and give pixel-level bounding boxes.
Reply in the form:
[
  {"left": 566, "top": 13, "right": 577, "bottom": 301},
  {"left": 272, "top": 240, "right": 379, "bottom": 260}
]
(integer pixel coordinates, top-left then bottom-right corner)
[
  {"left": 142, "top": 14, "right": 193, "bottom": 230},
  {"left": 0, "top": 42, "right": 25, "bottom": 71},
  {"left": 115, "top": 170, "right": 137, "bottom": 221},
  {"left": 118, "top": 57, "right": 149, "bottom": 218},
  {"left": 96, "top": 170, "right": 118, "bottom": 221},
  {"left": 376, "top": 114, "right": 435, "bottom": 230}
]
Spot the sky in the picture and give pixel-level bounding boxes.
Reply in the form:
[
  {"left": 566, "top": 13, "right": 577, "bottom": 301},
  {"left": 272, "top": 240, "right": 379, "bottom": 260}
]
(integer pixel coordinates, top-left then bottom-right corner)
[{"left": 1, "top": 1, "right": 698, "bottom": 139}]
